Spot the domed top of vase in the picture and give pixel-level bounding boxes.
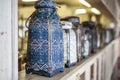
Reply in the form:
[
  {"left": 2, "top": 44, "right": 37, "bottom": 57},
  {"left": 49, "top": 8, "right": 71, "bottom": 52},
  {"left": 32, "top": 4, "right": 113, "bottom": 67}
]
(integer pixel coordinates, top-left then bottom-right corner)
[{"left": 34, "top": 0, "right": 56, "bottom": 9}]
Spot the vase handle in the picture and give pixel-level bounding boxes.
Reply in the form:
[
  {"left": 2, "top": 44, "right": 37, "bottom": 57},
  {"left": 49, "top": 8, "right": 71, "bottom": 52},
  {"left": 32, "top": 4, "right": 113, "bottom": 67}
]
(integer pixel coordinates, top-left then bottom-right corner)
[{"left": 25, "top": 11, "right": 36, "bottom": 28}]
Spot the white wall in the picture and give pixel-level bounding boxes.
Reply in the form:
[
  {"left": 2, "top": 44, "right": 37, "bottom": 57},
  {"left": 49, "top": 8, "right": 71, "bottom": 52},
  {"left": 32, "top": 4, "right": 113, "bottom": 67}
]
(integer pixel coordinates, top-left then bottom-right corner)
[{"left": 0, "top": 0, "right": 18, "bottom": 80}]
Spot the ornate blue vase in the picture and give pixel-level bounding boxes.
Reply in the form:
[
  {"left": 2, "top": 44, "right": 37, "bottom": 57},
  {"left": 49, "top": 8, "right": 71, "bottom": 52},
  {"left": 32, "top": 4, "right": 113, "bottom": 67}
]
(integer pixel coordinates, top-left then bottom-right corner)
[{"left": 26, "top": 0, "right": 64, "bottom": 77}]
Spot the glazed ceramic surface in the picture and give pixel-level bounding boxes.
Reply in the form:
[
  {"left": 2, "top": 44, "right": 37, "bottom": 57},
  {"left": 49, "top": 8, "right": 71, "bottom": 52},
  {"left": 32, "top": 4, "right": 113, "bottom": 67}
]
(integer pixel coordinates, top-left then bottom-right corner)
[
  {"left": 81, "top": 27, "right": 91, "bottom": 58},
  {"left": 76, "top": 28, "right": 81, "bottom": 61},
  {"left": 69, "top": 29, "right": 77, "bottom": 64},
  {"left": 26, "top": 0, "right": 64, "bottom": 77},
  {"left": 63, "top": 30, "right": 68, "bottom": 64},
  {"left": 82, "top": 21, "right": 98, "bottom": 53},
  {"left": 61, "top": 17, "right": 82, "bottom": 61},
  {"left": 83, "top": 34, "right": 90, "bottom": 57},
  {"left": 61, "top": 21, "right": 77, "bottom": 67}
]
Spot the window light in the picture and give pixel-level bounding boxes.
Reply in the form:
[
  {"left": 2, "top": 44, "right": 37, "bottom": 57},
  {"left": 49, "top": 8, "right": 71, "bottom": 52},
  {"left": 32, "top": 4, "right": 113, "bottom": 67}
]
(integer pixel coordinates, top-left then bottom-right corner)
[
  {"left": 91, "top": 8, "right": 101, "bottom": 15},
  {"left": 22, "top": 0, "right": 38, "bottom": 2},
  {"left": 75, "top": 9, "right": 87, "bottom": 14},
  {"left": 79, "top": 0, "right": 91, "bottom": 7}
]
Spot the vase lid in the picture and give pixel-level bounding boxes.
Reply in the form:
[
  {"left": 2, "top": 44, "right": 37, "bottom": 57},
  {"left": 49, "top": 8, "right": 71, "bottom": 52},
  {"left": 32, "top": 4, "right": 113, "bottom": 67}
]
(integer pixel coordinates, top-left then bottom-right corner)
[
  {"left": 82, "top": 21, "right": 95, "bottom": 29},
  {"left": 34, "top": 0, "right": 56, "bottom": 9},
  {"left": 62, "top": 16, "right": 80, "bottom": 23},
  {"left": 61, "top": 16, "right": 81, "bottom": 27}
]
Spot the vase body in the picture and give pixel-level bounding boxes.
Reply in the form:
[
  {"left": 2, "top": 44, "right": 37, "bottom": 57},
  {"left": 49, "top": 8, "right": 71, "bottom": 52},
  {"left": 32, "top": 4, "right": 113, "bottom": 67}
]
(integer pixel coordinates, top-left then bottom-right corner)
[
  {"left": 104, "top": 29, "right": 114, "bottom": 44},
  {"left": 66, "top": 17, "right": 82, "bottom": 62},
  {"left": 61, "top": 21, "right": 77, "bottom": 67},
  {"left": 62, "top": 29, "right": 68, "bottom": 64},
  {"left": 26, "top": 0, "right": 64, "bottom": 77},
  {"left": 82, "top": 21, "right": 98, "bottom": 53},
  {"left": 61, "top": 17, "right": 82, "bottom": 62},
  {"left": 75, "top": 28, "right": 81, "bottom": 62},
  {"left": 81, "top": 27, "right": 90, "bottom": 59},
  {"left": 91, "top": 25, "right": 98, "bottom": 52},
  {"left": 96, "top": 26, "right": 101, "bottom": 48},
  {"left": 68, "top": 29, "right": 77, "bottom": 67}
]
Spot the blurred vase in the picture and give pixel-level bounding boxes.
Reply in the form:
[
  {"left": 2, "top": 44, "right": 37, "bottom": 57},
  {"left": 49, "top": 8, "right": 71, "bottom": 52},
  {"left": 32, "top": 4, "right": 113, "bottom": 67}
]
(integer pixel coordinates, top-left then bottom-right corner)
[
  {"left": 65, "top": 16, "right": 82, "bottom": 62},
  {"left": 61, "top": 21, "right": 77, "bottom": 67},
  {"left": 62, "top": 16, "right": 82, "bottom": 62},
  {"left": 82, "top": 21, "right": 98, "bottom": 54}
]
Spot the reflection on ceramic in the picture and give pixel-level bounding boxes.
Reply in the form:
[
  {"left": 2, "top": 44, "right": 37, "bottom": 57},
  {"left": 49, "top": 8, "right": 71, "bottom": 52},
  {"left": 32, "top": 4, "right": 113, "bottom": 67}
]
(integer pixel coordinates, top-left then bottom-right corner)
[
  {"left": 26, "top": 0, "right": 64, "bottom": 77},
  {"left": 75, "top": 27, "right": 81, "bottom": 62},
  {"left": 63, "top": 30, "right": 68, "bottom": 64},
  {"left": 105, "top": 31, "right": 111, "bottom": 43},
  {"left": 69, "top": 29, "right": 77, "bottom": 64},
  {"left": 83, "top": 35, "right": 89, "bottom": 57},
  {"left": 97, "top": 32, "right": 100, "bottom": 48}
]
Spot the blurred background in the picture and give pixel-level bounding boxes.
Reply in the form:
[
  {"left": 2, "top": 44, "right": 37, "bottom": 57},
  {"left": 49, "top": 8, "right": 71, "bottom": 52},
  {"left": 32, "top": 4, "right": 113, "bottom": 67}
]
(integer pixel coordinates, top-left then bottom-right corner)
[{"left": 18, "top": 1, "right": 120, "bottom": 80}]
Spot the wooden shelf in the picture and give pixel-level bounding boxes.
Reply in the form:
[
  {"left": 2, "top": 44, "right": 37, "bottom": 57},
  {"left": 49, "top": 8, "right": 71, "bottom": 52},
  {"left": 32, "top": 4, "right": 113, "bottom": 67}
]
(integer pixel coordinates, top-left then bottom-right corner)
[
  {"left": 19, "top": 51, "right": 102, "bottom": 80},
  {"left": 19, "top": 38, "right": 120, "bottom": 80},
  {"left": 19, "top": 59, "right": 85, "bottom": 80}
]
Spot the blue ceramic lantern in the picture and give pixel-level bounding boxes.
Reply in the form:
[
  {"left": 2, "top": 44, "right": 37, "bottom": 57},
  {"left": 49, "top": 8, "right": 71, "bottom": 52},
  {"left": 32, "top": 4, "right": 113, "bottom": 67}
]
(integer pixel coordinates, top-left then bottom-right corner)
[{"left": 26, "top": 0, "right": 64, "bottom": 77}]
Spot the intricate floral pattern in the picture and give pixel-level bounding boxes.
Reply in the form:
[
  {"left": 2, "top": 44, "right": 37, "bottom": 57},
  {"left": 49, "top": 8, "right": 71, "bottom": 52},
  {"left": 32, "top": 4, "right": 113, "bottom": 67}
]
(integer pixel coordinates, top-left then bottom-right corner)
[
  {"left": 61, "top": 21, "right": 77, "bottom": 67},
  {"left": 26, "top": 0, "right": 64, "bottom": 77},
  {"left": 69, "top": 29, "right": 77, "bottom": 64},
  {"left": 35, "top": 0, "right": 56, "bottom": 9}
]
